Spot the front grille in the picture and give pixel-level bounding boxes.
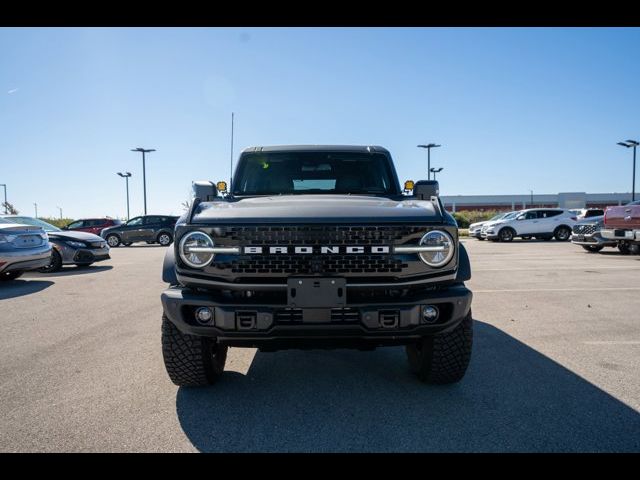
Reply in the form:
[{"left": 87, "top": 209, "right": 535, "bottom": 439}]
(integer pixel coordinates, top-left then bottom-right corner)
[
  {"left": 215, "top": 225, "right": 426, "bottom": 245},
  {"left": 573, "top": 224, "right": 597, "bottom": 235},
  {"left": 219, "top": 254, "right": 406, "bottom": 275}
]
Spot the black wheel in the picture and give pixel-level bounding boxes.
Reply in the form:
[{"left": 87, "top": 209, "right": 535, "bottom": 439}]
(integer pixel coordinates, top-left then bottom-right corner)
[
  {"left": 157, "top": 232, "right": 173, "bottom": 246},
  {"left": 123, "top": 243, "right": 132, "bottom": 247},
  {"left": 161, "top": 314, "right": 227, "bottom": 387},
  {"left": 0, "top": 271, "right": 23, "bottom": 281},
  {"left": 38, "top": 249, "right": 63, "bottom": 273},
  {"left": 405, "top": 311, "right": 473, "bottom": 384},
  {"left": 554, "top": 226, "right": 572, "bottom": 241},
  {"left": 477, "top": 237, "right": 485, "bottom": 241},
  {"left": 522, "top": 236, "right": 531, "bottom": 240},
  {"left": 582, "top": 245, "right": 604, "bottom": 253},
  {"left": 618, "top": 243, "right": 631, "bottom": 255},
  {"left": 498, "top": 228, "right": 515, "bottom": 242},
  {"left": 106, "top": 234, "right": 121, "bottom": 248}
]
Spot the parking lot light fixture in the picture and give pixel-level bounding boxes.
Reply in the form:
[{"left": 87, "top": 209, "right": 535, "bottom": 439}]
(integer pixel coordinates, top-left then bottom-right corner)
[
  {"left": 131, "top": 148, "right": 155, "bottom": 215},
  {"left": 618, "top": 140, "right": 639, "bottom": 202},
  {"left": 117, "top": 172, "right": 133, "bottom": 220},
  {"left": 430, "top": 167, "right": 443, "bottom": 181},
  {"left": 417, "top": 144, "right": 441, "bottom": 180}
]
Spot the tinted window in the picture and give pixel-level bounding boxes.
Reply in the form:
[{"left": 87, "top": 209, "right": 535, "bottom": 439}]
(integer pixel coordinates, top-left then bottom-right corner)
[
  {"left": 127, "top": 217, "right": 143, "bottom": 226},
  {"left": 233, "top": 151, "right": 399, "bottom": 196},
  {"left": 67, "top": 220, "right": 83, "bottom": 229},
  {"left": 524, "top": 211, "right": 538, "bottom": 220},
  {"left": 540, "top": 210, "right": 562, "bottom": 218},
  {"left": 584, "top": 209, "right": 604, "bottom": 218}
]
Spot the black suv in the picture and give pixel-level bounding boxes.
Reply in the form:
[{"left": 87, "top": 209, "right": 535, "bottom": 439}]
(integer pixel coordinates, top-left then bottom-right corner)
[
  {"left": 101, "top": 215, "right": 178, "bottom": 247},
  {"left": 160, "top": 145, "right": 473, "bottom": 387}
]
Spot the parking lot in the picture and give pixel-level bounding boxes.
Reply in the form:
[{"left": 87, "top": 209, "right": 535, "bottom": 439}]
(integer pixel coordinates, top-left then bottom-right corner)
[{"left": 1, "top": 239, "right": 639, "bottom": 452}]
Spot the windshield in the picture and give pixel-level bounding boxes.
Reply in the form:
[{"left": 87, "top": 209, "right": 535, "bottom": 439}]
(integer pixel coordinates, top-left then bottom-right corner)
[
  {"left": 232, "top": 151, "right": 400, "bottom": 196},
  {"left": 4, "top": 216, "right": 61, "bottom": 232},
  {"left": 502, "top": 211, "right": 519, "bottom": 220}
]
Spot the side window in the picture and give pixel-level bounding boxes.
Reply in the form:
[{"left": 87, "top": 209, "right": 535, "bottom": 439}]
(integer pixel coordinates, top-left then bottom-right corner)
[
  {"left": 144, "top": 216, "right": 160, "bottom": 225},
  {"left": 127, "top": 217, "right": 143, "bottom": 227},
  {"left": 548, "top": 210, "right": 563, "bottom": 218},
  {"left": 67, "top": 220, "right": 83, "bottom": 229},
  {"left": 524, "top": 211, "right": 538, "bottom": 220}
]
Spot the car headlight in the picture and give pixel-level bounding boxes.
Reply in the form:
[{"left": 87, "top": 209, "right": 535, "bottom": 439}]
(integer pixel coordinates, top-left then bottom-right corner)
[
  {"left": 179, "top": 231, "right": 215, "bottom": 269},
  {"left": 66, "top": 240, "right": 87, "bottom": 248},
  {"left": 418, "top": 230, "right": 455, "bottom": 267}
]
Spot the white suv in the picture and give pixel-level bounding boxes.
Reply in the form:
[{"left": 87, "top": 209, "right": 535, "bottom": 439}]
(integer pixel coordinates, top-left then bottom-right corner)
[{"left": 482, "top": 208, "right": 577, "bottom": 242}]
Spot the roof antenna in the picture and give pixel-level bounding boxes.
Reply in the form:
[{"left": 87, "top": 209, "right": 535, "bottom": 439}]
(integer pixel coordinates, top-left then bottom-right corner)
[{"left": 229, "top": 112, "right": 234, "bottom": 194}]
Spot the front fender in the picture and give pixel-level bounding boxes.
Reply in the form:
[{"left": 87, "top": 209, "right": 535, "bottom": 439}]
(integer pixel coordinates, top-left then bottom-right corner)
[{"left": 162, "top": 247, "right": 178, "bottom": 285}]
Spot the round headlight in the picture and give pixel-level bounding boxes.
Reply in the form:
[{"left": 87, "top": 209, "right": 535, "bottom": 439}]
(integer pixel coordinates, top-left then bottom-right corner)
[
  {"left": 418, "top": 230, "right": 454, "bottom": 267},
  {"left": 179, "top": 231, "right": 215, "bottom": 269}
]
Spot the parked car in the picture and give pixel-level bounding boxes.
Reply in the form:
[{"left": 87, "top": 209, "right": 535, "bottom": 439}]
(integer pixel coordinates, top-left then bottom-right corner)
[
  {"left": 600, "top": 200, "right": 640, "bottom": 254},
  {"left": 469, "top": 211, "right": 516, "bottom": 240},
  {"left": 479, "top": 211, "right": 521, "bottom": 239},
  {"left": 100, "top": 215, "right": 179, "bottom": 247},
  {"left": 482, "top": 208, "right": 577, "bottom": 242},
  {"left": 571, "top": 215, "right": 617, "bottom": 253},
  {"left": 0, "top": 221, "right": 52, "bottom": 281},
  {"left": 64, "top": 218, "right": 123, "bottom": 236},
  {"left": 1, "top": 215, "right": 110, "bottom": 272}
]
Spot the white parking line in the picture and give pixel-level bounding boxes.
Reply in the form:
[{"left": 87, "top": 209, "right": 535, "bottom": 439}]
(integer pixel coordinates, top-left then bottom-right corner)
[
  {"left": 475, "top": 287, "right": 640, "bottom": 293},
  {"left": 583, "top": 341, "right": 640, "bottom": 345},
  {"left": 474, "top": 266, "right": 640, "bottom": 272}
]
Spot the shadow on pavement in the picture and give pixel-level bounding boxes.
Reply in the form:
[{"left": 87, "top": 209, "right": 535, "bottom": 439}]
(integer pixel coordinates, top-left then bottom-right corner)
[
  {"left": 26, "top": 265, "right": 113, "bottom": 278},
  {"left": 176, "top": 320, "right": 640, "bottom": 452},
  {"left": 0, "top": 279, "right": 53, "bottom": 300}
]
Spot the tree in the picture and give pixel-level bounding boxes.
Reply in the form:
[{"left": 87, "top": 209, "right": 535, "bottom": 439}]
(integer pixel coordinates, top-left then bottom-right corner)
[{"left": 1, "top": 201, "right": 18, "bottom": 215}]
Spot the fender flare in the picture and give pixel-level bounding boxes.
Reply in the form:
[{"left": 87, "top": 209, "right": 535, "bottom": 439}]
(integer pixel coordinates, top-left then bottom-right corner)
[
  {"left": 162, "top": 247, "right": 178, "bottom": 285},
  {"left": 455, "top": 242, "right": 471, "bottom": 282}
]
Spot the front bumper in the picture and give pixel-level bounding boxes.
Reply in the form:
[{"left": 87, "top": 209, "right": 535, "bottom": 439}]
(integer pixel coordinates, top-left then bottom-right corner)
[
  {"left": 600, "top": 228, "right": 640, "bottom": 243},
  {"left": 58, "top": 244, "right": 111, "bottom": 264},
  {"left": 161, "top": 283, "right": 472, "bottom": 348},
  {"left": 0, "top": 245, "right": 52, "bottom": 273},
  {"left": 571, "top": 232, "right": 616, "bottom": 247}
]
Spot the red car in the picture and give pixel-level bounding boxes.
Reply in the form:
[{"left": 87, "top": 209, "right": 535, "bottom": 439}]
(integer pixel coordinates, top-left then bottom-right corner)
[{"left": 64, "top": 218, "right": 123, "bottom": 236}]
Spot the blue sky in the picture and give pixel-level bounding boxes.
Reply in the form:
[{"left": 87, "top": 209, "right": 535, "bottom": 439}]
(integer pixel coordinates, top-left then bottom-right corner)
[{"left": 1, "top": 27, "right": 639, "bottom": 219}]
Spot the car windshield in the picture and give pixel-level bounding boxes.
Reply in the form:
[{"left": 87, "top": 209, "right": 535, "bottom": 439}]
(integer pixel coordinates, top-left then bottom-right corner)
[
  {"left": 502, "top": 211, "right": 519, "bottom": 220},
  {"left": 232, "top": 151, "right": 399, "bottom": 196},
  {"left": 3, "top": 216, "right": 61, "bottom": 232}
]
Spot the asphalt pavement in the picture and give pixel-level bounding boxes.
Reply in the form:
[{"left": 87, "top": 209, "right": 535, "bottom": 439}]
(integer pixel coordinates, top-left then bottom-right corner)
[{"left": 1, "top": 239, "right": 639, "bottom": 452}]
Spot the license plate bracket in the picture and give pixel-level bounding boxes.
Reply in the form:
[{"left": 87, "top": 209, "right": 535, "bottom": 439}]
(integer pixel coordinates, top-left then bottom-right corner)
[{"left": 287, "top": 277, "right": 346, "bottom": 308}]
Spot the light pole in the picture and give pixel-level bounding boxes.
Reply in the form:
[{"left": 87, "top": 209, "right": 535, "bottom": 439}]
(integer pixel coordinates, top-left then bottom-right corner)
[
  {"left": 530, "top": 190, "right": 534, "bottom": 208},
  {"left": 430, "top": 167, "right": 443, "bottom": 181},
  {"left": 617, "top": 139, "right": 639, "bottom": 202},
  {"left": 417, "top": 143, "right": 441, "bottom": 180},
  {"left": 34, "top": 202, "right": 38, "bottom": 218},
  {"left": 117, "top": 172, "right": 132, "bottom": 220},
  {"left": 0, "top": 184, "right": 6, "bottom": 214},
  {"left": 57, "top": 206, "right": 62, "bottom": 219},
  {"left": 131, "top": 148, "right": 155, "bottom": 215}
]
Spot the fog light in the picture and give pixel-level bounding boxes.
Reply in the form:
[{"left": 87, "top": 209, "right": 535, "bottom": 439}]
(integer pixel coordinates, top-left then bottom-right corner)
[
  {"left": 195, "top": 307, "right": 214, "bottom": 325},
  {"left": 422, "top": 305, "right": 439, "bottom": 324}
]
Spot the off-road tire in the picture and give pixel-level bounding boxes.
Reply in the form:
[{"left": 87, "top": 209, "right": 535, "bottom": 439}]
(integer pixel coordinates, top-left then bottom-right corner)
[
  {"left": 498, "top": 228, "right": 515, "bottom": 242},
  {"left": 161, "top": 314, "right": 227, "bottom": 387},
  {"left": 157, "top": 232, "right": 173, "bottom": 246},
  {"left": 38, "top": 249, "right": 63, "bottom": 273},
  {"left": 554, "top": 226, "right": 572, "bottom": 241},
  {"left": 582, "top": 245, "right": 604, "bottom": 253},
  {"left": 405, "top": 311, "right": 473, "bottom": 384},
  {"left": 106, "top": 234, "right": 121, "bottom": 248},
  {"left": 0, "top": 271, "right": 23, "bottom": 281}
]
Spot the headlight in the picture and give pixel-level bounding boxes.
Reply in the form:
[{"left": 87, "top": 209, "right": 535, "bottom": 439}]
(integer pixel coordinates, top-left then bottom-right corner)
[
  {"left": 66, "top": 240, "right": 87, "bottom": 248},
  {"left": 179, "top": 231, "right": 215, "bottom": 269},
  {"left": 418, "top": 230, "right": 454, "bottom": 267}
]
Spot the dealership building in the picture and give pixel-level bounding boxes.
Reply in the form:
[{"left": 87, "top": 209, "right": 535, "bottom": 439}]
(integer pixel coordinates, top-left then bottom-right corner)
[{"left": 441, "top": 192, "right": 633, "bottom": 212}]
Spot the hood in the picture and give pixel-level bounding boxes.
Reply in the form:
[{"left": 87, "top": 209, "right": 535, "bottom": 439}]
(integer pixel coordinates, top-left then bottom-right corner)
[
  {"left": 48, "top": 230, "right": 105, "bottom": 242},
  {"left": 469, "top": 221, "right": 486, "bottom": 229},
  {"left": 191, "top": 195, "right": 442, "bottom": 224}
]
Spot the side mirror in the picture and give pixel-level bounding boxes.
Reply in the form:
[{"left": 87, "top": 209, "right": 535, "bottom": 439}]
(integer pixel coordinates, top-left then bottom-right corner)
[
  {"left": 412, "top": 180, "right": 439, "bottom": 200},
  {"left": 192, "top": 181, "right": 218, "bottom": 201},
  {"left": 216, "top": 181, "right": 228, "bottom": 194}
]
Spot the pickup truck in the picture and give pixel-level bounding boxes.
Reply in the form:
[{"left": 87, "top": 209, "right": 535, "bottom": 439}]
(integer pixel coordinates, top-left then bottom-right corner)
[
  {"left": 160, "top": 145, "right": 473, "bottom": 387},
  {"left": 600, "top": 200, "right": 640, "bottom": 253}
]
